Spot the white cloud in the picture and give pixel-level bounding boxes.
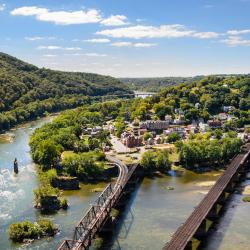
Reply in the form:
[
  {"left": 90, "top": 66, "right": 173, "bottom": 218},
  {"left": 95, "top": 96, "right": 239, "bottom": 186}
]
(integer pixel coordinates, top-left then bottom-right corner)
[
  {"left": 111, "top": 42, "right": 133, "bottom": 47},
  {"left": 227, "top": 29, "right": 250, "bottom": 35},
  {"left": 0, "top": 3, "right": 6, "bottom": 11},
  {"left": 97, "top": 24, "right": 219, "bottom": 40},
  {"left": 38, "top": 45, "right": 62, "bottom": 50},
  {"left": 193, "top": 32, "right": 219, "bottom": 39},
  {"left": 100, "top": 15, "right": 128, "bottom": 26},
  {"left": 43, "top": 54, "right": 57, "bottom": 57},
  {"left": 111, "top": 41, "right": 156, "bottom": 48},
  {"left": 11, "top": 6, "right": 102, "bottom": 25},
  {"left": 84, "top": 53, "right": 107, "bottom": 57},
  {"left": 38, "top": 46, "right": 81, "bottom": 50},
  {"left": 62, "top": 52, "right": 108, "bottom": 57},
  {"left": 221, "top": 36, "right": 250, "bottom": 46},
  {"left": 84, "top": 38, "right": 110, "bottom": 43},
  {"left": 134, "top": 42, "right": 157, "bottom": 47},
  {"left": 25, "top": 36, "right": 56, "bottom": 41},
  {"left": 64, "top": 47, "right": 82, "bottom": 51}
]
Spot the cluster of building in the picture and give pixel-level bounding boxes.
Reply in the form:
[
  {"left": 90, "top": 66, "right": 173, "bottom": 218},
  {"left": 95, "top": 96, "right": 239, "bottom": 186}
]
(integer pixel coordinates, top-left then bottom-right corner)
[
  {"left": 107, "top": 104, "right": 250, "bottom": 149},
  {"left": 81, "top": 125, "right": 103, "bottom": 138}
]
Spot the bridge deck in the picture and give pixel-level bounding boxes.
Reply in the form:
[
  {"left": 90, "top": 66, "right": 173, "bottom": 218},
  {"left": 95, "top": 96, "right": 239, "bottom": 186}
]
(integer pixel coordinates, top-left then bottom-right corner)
[
  {"left": 164, "top": 143, "right": 250, "bottom": 250},
  {"left": 58, "top": 155, "right": 137, "bottom": 250}
]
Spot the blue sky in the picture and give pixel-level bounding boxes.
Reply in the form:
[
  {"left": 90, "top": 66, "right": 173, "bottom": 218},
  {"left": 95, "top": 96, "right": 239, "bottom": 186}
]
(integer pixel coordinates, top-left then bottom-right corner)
[{"left": 1, "top": 0, "right": 250, "bottom": 77}]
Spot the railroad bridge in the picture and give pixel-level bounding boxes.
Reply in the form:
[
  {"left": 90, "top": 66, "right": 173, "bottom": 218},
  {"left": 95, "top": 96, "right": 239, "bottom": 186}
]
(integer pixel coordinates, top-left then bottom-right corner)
[
  {"left": 58, "top": 155, "right": 139, "bottom": 250},
  {"left": 164, "top": 143, "right": 250, "bottom": 250}
]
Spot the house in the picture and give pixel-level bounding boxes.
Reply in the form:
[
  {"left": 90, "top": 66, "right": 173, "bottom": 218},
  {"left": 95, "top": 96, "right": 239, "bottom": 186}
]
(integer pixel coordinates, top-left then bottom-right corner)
[
  {"left": 155, "top": 136, "right": 162, "bottom": 144},
  {"left": 223, "top": 106, "right": 235, "bottom": 113},
  {"left": 140, "top": 120, "right": 169, "bottom": 130},
  {"left": 147, "top": 137, "right": 154, "bottom": 145},
  {"left": 163, "top": 129, "right": 171, "bottom": 136},
  {"left": 218, "top": 113, "right": 228, "bottom": 121},
  {"left": 139, "top": 128, "right": 148, "bottom": 136},
  {"left": 208, "top": 119, "right": 222, "bottom": 129},
  {"left": 195, "top": 103, "right": 201, "bottom": 109},
  {"left": 121, "top": 132, "right": 142, "bottom": 148},
  {"left": 173, "top": 115, "right": 185, "bottom": 125},
  {"left": 165, "top": 115, "right": 173, "bottom": 124},
  {"left": 172, "top": 127, "right": 186, "bottom": 137},
  {"left": 186, "top": 124, "right": 199, "bottom": 134},
  {"left": 199, "top": 122, "right": 209, "bottom": 132}
]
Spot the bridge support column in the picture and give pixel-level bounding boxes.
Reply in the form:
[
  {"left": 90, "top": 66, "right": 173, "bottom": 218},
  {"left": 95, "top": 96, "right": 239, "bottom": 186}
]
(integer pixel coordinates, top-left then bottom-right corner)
[
  {"left": 194, "top": 220, "right": 207, "bottom": 238},
  {"left": 208, "top": 204, "right": 221, "bottom": 220},
  {"left": 99, "top": 216, "right": 114, "bottom": 236}
]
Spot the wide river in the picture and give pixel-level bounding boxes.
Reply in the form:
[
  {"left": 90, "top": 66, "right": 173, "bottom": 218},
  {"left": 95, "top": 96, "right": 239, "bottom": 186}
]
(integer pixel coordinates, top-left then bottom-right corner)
[{"left": 0, "top": 117, "right": 249, "bottom": 250}]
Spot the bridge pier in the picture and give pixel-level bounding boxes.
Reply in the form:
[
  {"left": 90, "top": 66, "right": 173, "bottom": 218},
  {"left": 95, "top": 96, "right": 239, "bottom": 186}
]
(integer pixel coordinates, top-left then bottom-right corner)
[
  {"left": 163, "top": 144, "right": 250, "bottom": 250},
  {"left": 99, "top": 216, "right": 114, "bottom": 235}
]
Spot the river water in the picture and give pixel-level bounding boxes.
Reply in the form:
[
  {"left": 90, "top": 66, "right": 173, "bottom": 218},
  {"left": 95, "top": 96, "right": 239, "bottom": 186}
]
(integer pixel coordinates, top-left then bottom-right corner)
[{"left": 0, "top": 117, "right": 249, "bottom": 250}]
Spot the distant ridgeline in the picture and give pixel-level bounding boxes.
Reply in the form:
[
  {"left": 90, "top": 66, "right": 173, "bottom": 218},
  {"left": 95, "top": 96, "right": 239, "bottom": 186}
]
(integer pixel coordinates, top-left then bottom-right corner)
[
  {"left": 120, "top": 76, "right": 204, "bottom": 92},
  {"left": 0, "top": 52, "right": 132, "bottom": 132},
  {"left": 120, "top": 74, "right": 250, "bottom": 92}
]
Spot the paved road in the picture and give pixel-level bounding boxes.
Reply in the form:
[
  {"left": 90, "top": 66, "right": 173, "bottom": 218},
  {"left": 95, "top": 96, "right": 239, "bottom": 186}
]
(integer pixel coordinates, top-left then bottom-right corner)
[{"left": 110, "top": 135, "right": 129, "bottom": 153}]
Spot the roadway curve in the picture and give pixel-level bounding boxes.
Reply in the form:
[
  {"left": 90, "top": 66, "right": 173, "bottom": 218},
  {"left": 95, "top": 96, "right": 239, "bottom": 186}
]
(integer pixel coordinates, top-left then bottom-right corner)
[{"left": 58, "top": 154, "right": 132, "bottom": 250}]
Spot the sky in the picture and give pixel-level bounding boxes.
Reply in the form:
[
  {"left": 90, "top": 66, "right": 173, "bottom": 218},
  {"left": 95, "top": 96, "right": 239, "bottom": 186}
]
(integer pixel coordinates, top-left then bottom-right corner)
[{"left": 0, "top": 0, "right": 250, "bottom": 77}]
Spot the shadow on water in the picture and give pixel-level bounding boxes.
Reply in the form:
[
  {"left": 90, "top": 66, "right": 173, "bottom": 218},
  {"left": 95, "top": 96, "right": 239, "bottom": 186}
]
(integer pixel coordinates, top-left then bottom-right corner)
[
  {"left": 99, "top": 179, "right": 142, "bottom": 250},
  {"left": 201, "top": 173, "right": 250, "bottom": 250}
]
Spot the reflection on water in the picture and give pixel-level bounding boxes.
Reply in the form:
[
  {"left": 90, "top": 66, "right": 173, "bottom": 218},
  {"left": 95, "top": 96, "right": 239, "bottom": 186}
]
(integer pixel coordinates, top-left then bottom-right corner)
[{"left": 1, "top": 117, "right": 245, "bottom": 250}]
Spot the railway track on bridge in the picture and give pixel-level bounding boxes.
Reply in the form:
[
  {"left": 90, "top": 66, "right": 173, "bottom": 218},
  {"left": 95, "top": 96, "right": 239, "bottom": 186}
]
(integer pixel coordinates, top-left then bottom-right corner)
[
  {"left": 58, "top": 155, "right": 137, "bottom": 250},
  {"left": 164, "top": 143, "right": 250, "bottom": 250}
]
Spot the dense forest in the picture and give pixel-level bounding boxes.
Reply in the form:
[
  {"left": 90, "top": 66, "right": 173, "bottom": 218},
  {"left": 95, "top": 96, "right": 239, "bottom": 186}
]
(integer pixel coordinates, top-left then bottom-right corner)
[
  {"left": 120, "top": 76, "right": 204, "bottom": 92},
  {"left": 0, "top": 52, "right": 132, "bottom": 132}
]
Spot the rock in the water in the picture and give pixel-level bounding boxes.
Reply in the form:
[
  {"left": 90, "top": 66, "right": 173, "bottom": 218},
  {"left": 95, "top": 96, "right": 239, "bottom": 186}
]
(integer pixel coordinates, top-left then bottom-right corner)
[{"left": 52, "top": 176, "right": 79, "bottom": 190}]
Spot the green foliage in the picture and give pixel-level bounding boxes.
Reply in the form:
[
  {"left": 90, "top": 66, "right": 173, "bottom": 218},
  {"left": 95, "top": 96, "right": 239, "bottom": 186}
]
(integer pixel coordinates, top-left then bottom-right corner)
[
  {"left": 9, "top": 219, "right": 57, "bottom": 242},
  {"left": 9, "top": 221, "right": 41, "bottom": 242},
  {"left": 141, "top": 150, "right": 171, "bottom": 171},
  {"left": 60, "top": 198, "right": 69, "bottom": 209},
  {"left": 242, "top": 196, "right": 250, "bottom": 202},
  {"left": 115, "top": 119, "right": 126, "bottom": 138},
  {"left": 178, "top": 137, "right": 243, "bottom": 169},
  {"left": 32, "top": 139, "right": 63, "bottom": 169},
  {"left": 33, "top": 185, "right": 60, "bottom": 206},
  {"left": 166, "top": 133, "right": 181, "bottom": 143},
  {"left": 143, "top": 132, "right": 153, "bottom": 141},
  {"left": 158, "top": 75, "right": 250, "bottom": 125},
  {"left": 36, "top": 219, "right": 57, "bottom": 235},
  {"left": 213, "top": 129, "right": 223, "bottom": 139},
  {"left": 153, "top": 102, "right": 172, "bottom": 119},
  {"left": 120, "top": 76, "right": 202, "bottom": 92},
  {"left": 0, "top": 52, "right": 132, "bottom": 132},
  {"left": 61, "top": 152, "right": 105, "bottom": 180}
]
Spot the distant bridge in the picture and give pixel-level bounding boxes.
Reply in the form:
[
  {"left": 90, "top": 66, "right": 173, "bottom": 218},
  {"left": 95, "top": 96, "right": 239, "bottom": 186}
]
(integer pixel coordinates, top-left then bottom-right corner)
[
  {"left": 57, "top": 155, "right": 138, "bottom": 250},
  {"left": 163, "top": 143, "right": 250, "bottom": 250}
]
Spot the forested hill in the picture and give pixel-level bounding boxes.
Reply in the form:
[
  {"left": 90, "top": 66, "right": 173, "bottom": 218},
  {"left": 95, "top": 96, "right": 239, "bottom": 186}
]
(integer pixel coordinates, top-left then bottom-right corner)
[
  {"left": 0, "top": 52, "right": 132, "bottom": 131},
  {"left": 120, "top": 76, "right": 204, "bottom": 92}
]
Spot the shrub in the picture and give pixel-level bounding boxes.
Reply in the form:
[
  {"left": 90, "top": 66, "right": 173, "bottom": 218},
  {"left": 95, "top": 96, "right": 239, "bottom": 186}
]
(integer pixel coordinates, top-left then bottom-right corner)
[
  {"left": 9, "top": 219, "right": 57, "bottom": 242},
  {"left": 60, "top": 198, "right": 69, "bottom": 209},
  {"left": 9, "top": 221, "right": 41, "bottom": 242},
  {"left": 37, "top": 219, "right": 57, "bottom": 235}
]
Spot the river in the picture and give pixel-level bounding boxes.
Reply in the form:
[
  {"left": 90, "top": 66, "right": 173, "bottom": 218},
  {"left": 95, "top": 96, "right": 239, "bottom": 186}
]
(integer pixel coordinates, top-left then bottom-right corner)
[{"left": 0, "top": 117, "right": 249, "bottom": 250}]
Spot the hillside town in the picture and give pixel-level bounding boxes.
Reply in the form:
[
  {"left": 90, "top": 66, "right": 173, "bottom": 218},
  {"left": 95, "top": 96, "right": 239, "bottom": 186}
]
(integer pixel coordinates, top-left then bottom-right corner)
[{"left": 97, "top": 105, "right": 250, "bottom": 155}]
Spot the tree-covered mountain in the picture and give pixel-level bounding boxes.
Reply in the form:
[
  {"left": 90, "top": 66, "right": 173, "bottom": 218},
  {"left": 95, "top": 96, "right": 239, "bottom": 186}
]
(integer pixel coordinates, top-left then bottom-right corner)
[
  {"left": 120, "top": 76, "right": 204, "bottom": 92},
  {"left": 0, "top": 52, "right": 132, "bottom": 131}
]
